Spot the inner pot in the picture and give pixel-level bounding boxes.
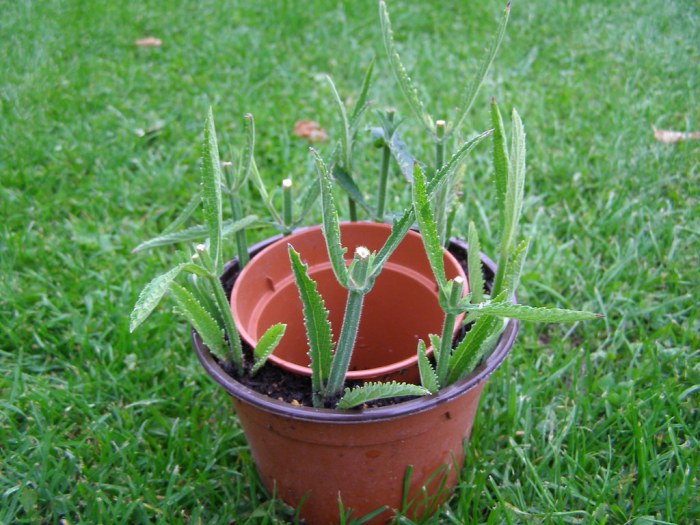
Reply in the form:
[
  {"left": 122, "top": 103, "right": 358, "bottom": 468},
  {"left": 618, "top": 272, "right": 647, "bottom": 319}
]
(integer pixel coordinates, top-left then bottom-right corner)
[{"left": 230, "top": 222, "right": 467, "bottom": 380}]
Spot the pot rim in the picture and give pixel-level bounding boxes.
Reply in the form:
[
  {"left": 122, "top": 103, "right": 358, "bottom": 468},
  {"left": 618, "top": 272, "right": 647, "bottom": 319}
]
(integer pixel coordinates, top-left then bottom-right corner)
[
  {"left": 192, "top": 235, "right": 519, "bottom": 424},
  {"left": 229, "top": 221, "right": 468, "bottom": 380}
]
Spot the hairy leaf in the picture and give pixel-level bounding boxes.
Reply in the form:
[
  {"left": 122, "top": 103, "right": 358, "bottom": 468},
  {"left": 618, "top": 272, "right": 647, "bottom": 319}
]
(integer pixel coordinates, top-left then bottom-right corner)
[
  {"left": 169, "top": 282, "right": 226, "bottom": 357},
  {"left": 288, "top": 245, "right": 333, "bottom": 403},
  {"left": 464, "top": 302, "right": 601, "bottom": 323},
  {"left": 387, "top": 129, "right": 419, "bottom": 181},
  {"left": 337, "top": 381, "right": 430, "bottom": 410},
  {"left": 350, "top": 57, "right": 375, "bottom": 131},
  {"left": 326, "top": 75, "right": 351, "bottom": 169},
  {"left": 417, "top": 340, "right": 439, "bottom": 394},
  {"left": 332, "top": 164, "right": 375, "bottom": 217},
  {"left": 160, "top": 191, "right": 201, "bottom": 235},
  {"left": 451, "top": 2, "right": 511, "bottom": 135},
  {"left": 467, "top": 221, "right": 485, "bottom": 305},
  {"left": 379, "top": 0, "right": 433, "bottom": 132},
  {"left": 201, "top": 108, "right": 224, "bottom": 272},
  {"left": 412, "top": 163, "right": 446, "bottom": 290},
  {"left": 251, "top": 323, "right": 286, "bottom": 375},
  {"left": 429, "top": 130, "right": 493, "bottom": 197},
  {"left": 500, "top": 108, "right": 526, "bottom": 255},
  {"left": 249, "top": 159, "right": 283, "bottom": 225},
  {"left": 130, "top": 264, "right": 187, "bottom": 332},
  {"left": 502, "top": 237, "right": 530, "bottom": 297},
  {"left": 313, "top": 149, "right": 348, "bottom": 287},
  {"left": 237, "top": 113, "right": 255, "bottom": 190},
  {"left": 447, "top": 316, "right": 500, "bottom": 384},
  {"left": 429, "top": 333, "right": 442, "bottom": 364},
  {"left": 132, "top": 216, "right": 258, "bottom": 253},
  {"left": 491, "top": 99, "right": 509, "bottom": 235}
]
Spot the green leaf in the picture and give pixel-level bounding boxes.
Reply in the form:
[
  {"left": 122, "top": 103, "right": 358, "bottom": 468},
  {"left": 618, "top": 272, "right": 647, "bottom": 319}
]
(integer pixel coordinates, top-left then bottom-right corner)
[
  {"left": 201, "top": 108, "right": 224, "bottom": 273},
  {"left": 169, "top": 282, "right": 226, "bottom": 356},
  {"left": 379, "top": 0, "right": 433, "bottom": 133},
  {"left": 288, "top": 245, "right": 334, "bottom": 405},
  {"left": 350, "top": 57, "right": 375, "bottom": 131},
  {"left": 237, "top": 113, "right": 255, "bottom": 190},
  {"left": 313, "top": 149, "right": 348, "bottom": 287},
  {"left": 337, "top": 381, "right": 430, "bottom": 410},
  {"left": 447, "top": 316, "right": 500, "bottom": 384},
  {"left": 132, "top": 216, "right": 258, "bottom": 253},
  {"left": 467, "top": 221, "right": 485, "bottom": 305},
  {"left": 429, "top": 129, "right": 493, "bottom": 198},
  {"left": 500, "top": 108, "right": 526, "bottom": 255},
  {"left": 451, "top": 2, "right": 511, "bottom": 135},
  {"left": 249, "top": 159, "right": 283, "bottom": 225},
  {"left": 251, "top": 323, "right": 286, "bottom": 375},
  {"left": 160, "top": 192, "right": 202, "bottom": 235},
  {"left": 417, "top": 340, "right": 439, "bottom": 394},
  {"left": 386, "top": 129, "right": 420, "bottom": 182},
  {"left": 293, "top": 172, "right": 321, "bottom": 229},
  {"left": 412, "top": 162, "right": 446, "bottom": 290},
  {"left": 502, "top": 237, "right": 530, "bottom": 297},
  {"left": 130, "top": 263, "right": 187, "bottom": 332},
  {"left": 331, "top": 164, "right": 375, "bottom": 218},
  {"left": 491, "top": 99, "right": 509, "bottom": 234},
  {"left": 428, "top": 333, "right": 442, "bottom": 363},
  {"left": 464, "top": 302, "right": 601, "bottom": 323},
  {"left": 326, "top": 75, "right": 352, "bottom": 169},
  {"left": 366, "top": 206, "right": 414, "bottom": 284}
]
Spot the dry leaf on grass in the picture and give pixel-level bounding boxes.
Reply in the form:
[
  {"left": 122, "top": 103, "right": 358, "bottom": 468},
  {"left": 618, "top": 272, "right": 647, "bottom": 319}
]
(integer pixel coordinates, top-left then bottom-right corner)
[
  {"left": 293, "top": 120, "right": 328, "bottom": 142},
  {"left": 653, "top": 126, "right": 700, "bottom": 144},
  {"left": 135, "top": 37, "right": 162, "bottom": 47}
]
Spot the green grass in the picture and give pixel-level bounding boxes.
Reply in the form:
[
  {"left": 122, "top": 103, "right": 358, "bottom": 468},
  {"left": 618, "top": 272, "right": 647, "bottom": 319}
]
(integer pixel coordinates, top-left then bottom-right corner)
[{"left": 1, "top": 0, "right": 698, "bottom": 523}]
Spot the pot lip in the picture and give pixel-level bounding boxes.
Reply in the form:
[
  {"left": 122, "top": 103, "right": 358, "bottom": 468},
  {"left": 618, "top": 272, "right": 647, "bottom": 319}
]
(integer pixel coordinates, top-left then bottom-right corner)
[
  {"left": 229, "top": 221, "right": 468, "bottom": 380},
  {"left": 193, "top": 234, "right": 520, "bottom": 424}
]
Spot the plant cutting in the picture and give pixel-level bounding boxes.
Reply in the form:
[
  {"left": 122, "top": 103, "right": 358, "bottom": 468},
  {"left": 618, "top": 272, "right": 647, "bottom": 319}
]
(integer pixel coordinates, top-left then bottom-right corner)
[{"left": 130, "top": 1, "right": 600, "bottom": 522}]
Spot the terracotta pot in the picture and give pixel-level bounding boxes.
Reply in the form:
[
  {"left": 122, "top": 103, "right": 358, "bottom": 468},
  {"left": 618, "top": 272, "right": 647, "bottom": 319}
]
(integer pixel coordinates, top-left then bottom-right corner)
[
  {"left": 193, "top": 239, "right": 519, "bottom": 524},
  {"left": 230, "top": 222, "right": 467, "bottom": 383}
]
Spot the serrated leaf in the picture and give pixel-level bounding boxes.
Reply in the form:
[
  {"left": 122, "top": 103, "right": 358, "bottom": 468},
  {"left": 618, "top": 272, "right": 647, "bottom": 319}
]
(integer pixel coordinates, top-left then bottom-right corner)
[
  {"left": 387, "top": 129, "right": 419, "bottom": 181},
  {"left": 451, "top": 2, "right": 511, "bottom": 135},
  {"left": 428, "top": 333, "right": 442, "bottom": 363},
  {"left": 169, "top": 282, "right": 226, "bottom": 356},
  {"left": 160, "top": 192, "right": 202, "bottom": 235},
  {"left": 132, "top": 216, "right": 258, "bottom": 253},
  {"left": 349, "top": 57, "right": 375, "bottom": 131},
  {"left": 249, "top": 159, "right": 283, "bottom": 225},
  {"left": 313, "top": 149, "right": 348, "bottom": 287},
  {"left": 412, "top": 163, "right": 446, "bottom": 290},
  {"left": 331, "top": 164, "right": 375, "bottom": 218},
  {"left": 379, "top": 0, "right": 433, "bottom": 133},
  {"left": 326, "top": 75, "right": 352, "bottom": 170},
  {"left": 251, "top": 323, "right": 286, "bottom": 375},
  {"left": 464, "top": 302, "right": 601, "bottom": 323},
  {"left": 367, "top": 206, "right": 414, "bottom": 284},
  {"left": 467, "top": 222, "right": 485, "bottom": 305},
  {"left": 502, "top": 237, "right": 530, "bottom": 297},
  {"left": 500, "top": 108, "right": 526, "bottom": 255},
  {"left": 288, "top": 245, "right": 333, "bottom": 403},
  {"left": 429, "top": 129, "right": 493, "bottom": 197},
  {"left": 337, "top": 381, "right": 430, "bottom": 410},
  {"left": 201, "top": 108, "right": 224, "bottom": 273},
  {"left": 447, "top": 316, "right": 500, "bottom": 384},
  {"left": 491, "top": 99, "right": 509, "bottom": 235},
  {"left": 130, "top": 263, "right": 187, "bottom": 332},
  {"left": 417, "top": 340, "right": 439, "bottom": 394},
  {"left": 293, "top": 172, "right": 321, "bottom": 229}
]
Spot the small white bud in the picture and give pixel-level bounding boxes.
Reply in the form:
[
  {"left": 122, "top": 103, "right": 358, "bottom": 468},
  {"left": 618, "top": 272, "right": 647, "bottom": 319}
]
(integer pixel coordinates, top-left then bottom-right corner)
[
  {"left": 221, "top": 161, "right": 233, "bottom": 168},
  {"left": 436, "top": 119, "right": 446, "bottom": 128},
  {"left": 454, "top": 276, "right": 465, "bottom": 285},
  {"left": 355, "top": 246, "right": 370, "bottom": 259},
  {"left": 196, "top": 243, "right": 207, "bottom": 253},
  {"left": 191, "top": 253, "right": 200, "bottom": 261},
  {"left": 282, "top": 178, "right": 293, "bottom": 189}
]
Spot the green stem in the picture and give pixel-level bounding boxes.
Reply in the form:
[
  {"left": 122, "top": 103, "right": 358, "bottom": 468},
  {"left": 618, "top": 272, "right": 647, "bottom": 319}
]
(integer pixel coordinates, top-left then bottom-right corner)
[
  {"left": 436, "top": 281, "right": 462, "bottom": 386},
  {"left": 377, "top": 143, "right": 391, "bottom": 218},
  {"left": 325, "top": 289, "right": 365, "bottom": 399},
  {"left": 348, "top": 195, "right": 358, "bottom": 222},
  {"left": 229, "top": 193, "right": 249, "bottom": 268},
  {"left": 282, "top": 178, "right": 293, "bottom": 229},
  {"left": 209, "top": 273, "right": 243, "bottom": 373}
]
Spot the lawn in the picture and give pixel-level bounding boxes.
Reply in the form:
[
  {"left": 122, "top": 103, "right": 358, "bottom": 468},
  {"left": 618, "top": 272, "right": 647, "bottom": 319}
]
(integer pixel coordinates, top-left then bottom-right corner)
[{"left": 1, "top": 0, "right": 698, "bottom": 523}]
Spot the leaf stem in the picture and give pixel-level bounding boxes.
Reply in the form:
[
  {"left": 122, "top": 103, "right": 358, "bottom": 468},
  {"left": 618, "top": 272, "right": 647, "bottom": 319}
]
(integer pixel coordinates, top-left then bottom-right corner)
[{"left": 436, "top": 280, "right": 462, "bottom": 385}]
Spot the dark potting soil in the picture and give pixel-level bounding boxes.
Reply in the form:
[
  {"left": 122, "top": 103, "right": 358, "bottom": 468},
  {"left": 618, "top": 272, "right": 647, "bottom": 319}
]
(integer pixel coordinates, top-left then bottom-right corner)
[{"left": 218, "top": 240, "right": 479, "bottom": 410}]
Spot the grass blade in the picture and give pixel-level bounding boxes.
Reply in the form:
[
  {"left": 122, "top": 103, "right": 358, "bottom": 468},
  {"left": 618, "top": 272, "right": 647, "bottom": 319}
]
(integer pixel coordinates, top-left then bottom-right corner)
[
  {"left": 130, "top": 263, "right": 187, "bottom": 332},
  {"left": 251, "top": 323, "right": 286, "bottom": 375},
  {"left": 201, "top": 108, "right": 224, "bottom": 273},
  {"left": 451, "top": 2, "right": 511, "bottom": 135},
  {"left": 160, "top": 191, "right": 201, "bottom": 235},
  {"left": 337, "top": 381, "right": 430, "bottom": 410},
  {"left": 379, "top": 0, "right": 433, "bottom": 133},
  {"left": 288, "top": 245, "right": 334, "bottom": 406},
  {"left": 169, "top": 282, "right": 226, "bottom": 356}
]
